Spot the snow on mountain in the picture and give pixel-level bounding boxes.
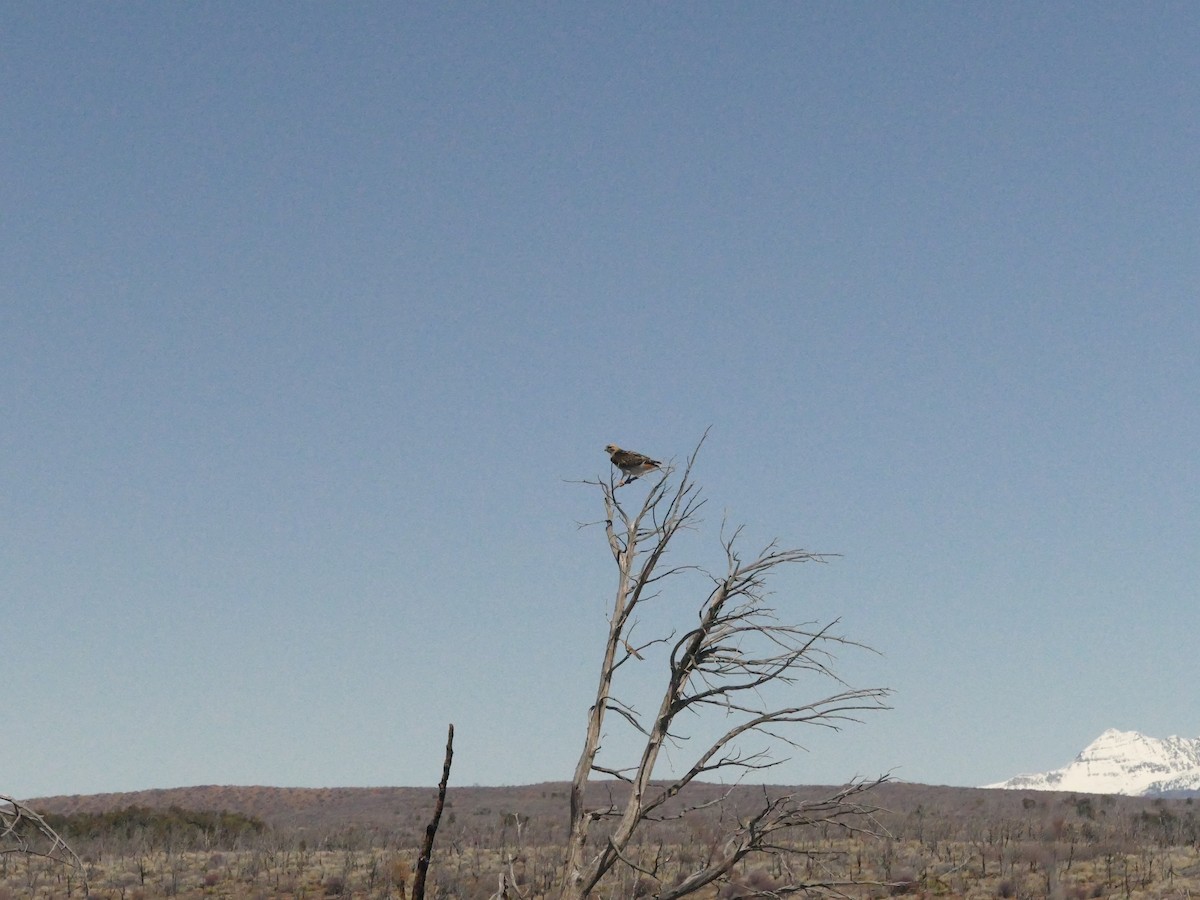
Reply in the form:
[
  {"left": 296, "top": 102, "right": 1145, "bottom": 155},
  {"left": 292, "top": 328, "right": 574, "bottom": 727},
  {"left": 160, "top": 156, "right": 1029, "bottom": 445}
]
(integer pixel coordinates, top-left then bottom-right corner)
[{"left": 984, "top": 728, "right": 1200, "bottom": 796}]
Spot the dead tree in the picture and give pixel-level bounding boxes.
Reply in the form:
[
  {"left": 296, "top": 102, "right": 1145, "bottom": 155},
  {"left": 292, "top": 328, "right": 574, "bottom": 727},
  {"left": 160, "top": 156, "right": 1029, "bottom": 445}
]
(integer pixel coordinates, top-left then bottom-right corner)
[
  {"left": 1, "top": 794, "right": 89, "bottom": 896},
  {"left": 560, "top": 438, "right": 891, "bottom": 899},
  {"left": 413, "top": 723, "right": 454, "bottom": 900}
]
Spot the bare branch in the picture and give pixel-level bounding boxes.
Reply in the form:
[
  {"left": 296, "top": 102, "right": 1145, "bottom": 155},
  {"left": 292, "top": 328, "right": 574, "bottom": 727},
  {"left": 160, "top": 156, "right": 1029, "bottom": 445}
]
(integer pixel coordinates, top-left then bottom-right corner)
[
  {"left": 604, "top": 696, "right": 650, "bottom": 735},
  {"left": 1, "top": 794, "right": 89, "bottom": 895}
]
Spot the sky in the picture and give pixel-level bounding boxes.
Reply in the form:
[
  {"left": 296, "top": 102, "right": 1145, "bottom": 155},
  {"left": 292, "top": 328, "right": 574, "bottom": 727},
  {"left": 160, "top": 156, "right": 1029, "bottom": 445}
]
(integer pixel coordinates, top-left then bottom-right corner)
[{"left": 3, "top": 3, "right": 1198, "bottom": 801}]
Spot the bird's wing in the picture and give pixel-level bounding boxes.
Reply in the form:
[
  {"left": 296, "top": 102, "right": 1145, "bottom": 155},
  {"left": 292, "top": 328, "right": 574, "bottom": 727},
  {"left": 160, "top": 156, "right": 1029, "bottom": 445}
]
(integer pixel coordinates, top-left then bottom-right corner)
[{"left": 614, "top": 449, "right": 660, "bottom": 469}]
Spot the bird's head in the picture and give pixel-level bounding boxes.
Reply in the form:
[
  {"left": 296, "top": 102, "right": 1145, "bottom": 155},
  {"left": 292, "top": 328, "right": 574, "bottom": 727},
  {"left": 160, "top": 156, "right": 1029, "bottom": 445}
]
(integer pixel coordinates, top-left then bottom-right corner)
[{"left": 604, "top": 444, "right": 620, "bottom": 455}]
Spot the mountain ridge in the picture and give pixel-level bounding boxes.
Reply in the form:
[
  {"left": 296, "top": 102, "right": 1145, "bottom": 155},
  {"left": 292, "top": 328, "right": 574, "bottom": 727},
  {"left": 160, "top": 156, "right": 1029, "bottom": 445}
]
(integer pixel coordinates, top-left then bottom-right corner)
[{"left": 985, "top": 728, "right": 1200, "bottom": 796}]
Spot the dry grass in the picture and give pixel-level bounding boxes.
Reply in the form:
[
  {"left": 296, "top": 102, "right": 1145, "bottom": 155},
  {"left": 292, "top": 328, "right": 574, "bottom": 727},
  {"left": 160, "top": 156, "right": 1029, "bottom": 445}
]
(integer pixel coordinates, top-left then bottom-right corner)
[
  {"left": 4, "top": 836, "right": 1200, "bottom": 899},
  {"left": 9, "top": 783, "right": 1200, "bottom": 898}
]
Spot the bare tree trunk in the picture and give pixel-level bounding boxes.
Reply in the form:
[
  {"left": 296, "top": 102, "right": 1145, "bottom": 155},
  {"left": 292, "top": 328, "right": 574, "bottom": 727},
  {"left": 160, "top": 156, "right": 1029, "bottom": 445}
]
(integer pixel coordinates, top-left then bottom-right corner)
[{"left": 413, "top": 723, "right": 454, "bottom": 900}]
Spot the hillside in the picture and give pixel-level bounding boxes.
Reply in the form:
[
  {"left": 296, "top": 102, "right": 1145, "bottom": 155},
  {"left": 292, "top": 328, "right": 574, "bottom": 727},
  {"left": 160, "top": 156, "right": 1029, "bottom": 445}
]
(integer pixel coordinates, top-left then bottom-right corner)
[{"left": 27, "top": 779, "right": 1198, "bottom": 838}]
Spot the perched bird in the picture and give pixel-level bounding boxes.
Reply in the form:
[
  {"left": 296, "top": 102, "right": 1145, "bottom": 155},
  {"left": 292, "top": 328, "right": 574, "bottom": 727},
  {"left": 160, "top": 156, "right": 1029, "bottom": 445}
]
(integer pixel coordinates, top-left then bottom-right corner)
[{"left": 605, "top": 444, "right": 662, "bottom": 486}]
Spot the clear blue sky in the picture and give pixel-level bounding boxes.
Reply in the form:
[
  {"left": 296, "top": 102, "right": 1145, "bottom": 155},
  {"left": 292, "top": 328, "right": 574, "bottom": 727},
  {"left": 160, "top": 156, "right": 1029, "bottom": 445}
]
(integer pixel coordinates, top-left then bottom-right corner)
[{"left": 4, "top": 3, "right": 1198, "bottom": 800}]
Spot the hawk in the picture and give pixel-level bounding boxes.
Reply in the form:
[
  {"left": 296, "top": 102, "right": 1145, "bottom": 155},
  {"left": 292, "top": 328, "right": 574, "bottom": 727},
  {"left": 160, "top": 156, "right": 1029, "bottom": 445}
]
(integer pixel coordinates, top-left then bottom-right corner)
[{"left": 605, "top": 444, "right": 661, "bottom": 486}]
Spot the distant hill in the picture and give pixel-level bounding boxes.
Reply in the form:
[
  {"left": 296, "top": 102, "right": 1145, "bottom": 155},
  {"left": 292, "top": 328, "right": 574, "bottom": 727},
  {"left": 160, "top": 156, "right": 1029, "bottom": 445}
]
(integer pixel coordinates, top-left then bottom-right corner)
[
  {"left": 26, "top": 783, "right": 538, "bottom": 833},
  {"left": 29, "top": 782, "right": 879, "bottom": 833},
  {"left": 25, "top": 780, "right": 1194, "bottom": 837}
]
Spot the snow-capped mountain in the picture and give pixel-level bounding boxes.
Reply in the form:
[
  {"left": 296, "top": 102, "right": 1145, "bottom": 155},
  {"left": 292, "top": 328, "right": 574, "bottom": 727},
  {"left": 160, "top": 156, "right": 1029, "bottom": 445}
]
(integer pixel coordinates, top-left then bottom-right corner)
[{"left": 985, "top": 729, "right": 1200, "bottom": 796}]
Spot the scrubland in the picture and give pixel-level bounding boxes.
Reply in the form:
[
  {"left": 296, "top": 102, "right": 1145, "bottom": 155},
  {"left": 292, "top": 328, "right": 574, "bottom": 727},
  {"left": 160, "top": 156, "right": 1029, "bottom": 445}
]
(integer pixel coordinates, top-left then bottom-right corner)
[{"left": 7, "top": 782, "right": 1200, "bottom": 899}]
